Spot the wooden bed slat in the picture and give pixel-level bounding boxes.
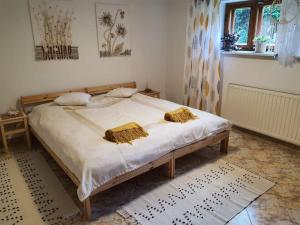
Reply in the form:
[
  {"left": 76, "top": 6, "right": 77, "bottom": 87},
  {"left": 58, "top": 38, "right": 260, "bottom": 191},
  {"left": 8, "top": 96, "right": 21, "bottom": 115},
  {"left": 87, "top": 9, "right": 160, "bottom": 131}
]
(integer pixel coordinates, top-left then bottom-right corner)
[
  {"left": 21, "top": 88, "right": 87, "bottom": 104},
  {"left": 87, "top": 82, "right": 136, "bottom": 96}
]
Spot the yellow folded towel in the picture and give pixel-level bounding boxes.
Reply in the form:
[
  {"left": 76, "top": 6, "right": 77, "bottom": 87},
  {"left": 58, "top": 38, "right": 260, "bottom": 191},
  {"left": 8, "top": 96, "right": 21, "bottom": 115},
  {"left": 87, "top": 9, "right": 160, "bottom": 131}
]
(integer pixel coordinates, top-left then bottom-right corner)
[
  {"left": 105, "top": 122, "right": 149, "bottom": 144},
  {"left": 164, "top": 107, "right": 197, "bottom": 123}
]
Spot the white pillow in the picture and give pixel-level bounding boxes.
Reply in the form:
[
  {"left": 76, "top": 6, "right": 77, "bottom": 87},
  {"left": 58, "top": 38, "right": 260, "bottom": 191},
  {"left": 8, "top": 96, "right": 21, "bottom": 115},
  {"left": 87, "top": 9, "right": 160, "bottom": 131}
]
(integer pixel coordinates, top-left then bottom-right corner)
[
  {"left": 88, "top": 94, "right": 124, "bottom": 107},
  {"left": 54, "top": 92, "right": 91, "bottom": 106},
  {"left": 105, "top": 88, "right": 138, "bottom": 98}
]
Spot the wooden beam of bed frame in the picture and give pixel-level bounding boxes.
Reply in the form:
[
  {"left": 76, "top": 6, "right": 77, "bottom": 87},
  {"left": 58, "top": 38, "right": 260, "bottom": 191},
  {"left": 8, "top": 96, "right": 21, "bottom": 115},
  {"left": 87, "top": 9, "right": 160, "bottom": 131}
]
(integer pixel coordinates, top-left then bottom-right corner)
[
  {"left": 31, "top": 126, "right": 229, "bottom": 221},
  {"left": 20, "top": 81, "right": 136, "bottom": 113},
  {"left": 20, "top": 81, "right": 230, "bottom": 221}
]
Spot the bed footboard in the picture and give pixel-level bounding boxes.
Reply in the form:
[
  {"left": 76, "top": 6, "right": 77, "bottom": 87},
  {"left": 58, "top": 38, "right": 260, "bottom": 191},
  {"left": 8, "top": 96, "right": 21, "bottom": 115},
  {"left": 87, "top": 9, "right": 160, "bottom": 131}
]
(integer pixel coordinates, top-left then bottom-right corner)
[{"left": 174, "top": 130, "right": 230, "bottom": 159}]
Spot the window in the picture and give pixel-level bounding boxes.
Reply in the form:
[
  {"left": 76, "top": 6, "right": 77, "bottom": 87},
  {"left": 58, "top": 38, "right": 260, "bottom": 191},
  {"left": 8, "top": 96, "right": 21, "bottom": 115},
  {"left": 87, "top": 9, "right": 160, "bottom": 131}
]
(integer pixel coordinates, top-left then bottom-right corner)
[
  {"left": 224, "top": 0, "right": 281, "bottom": 50},
  {"left": 261, "top": 5, "right": 280, "bottom": 44},
  {"left": 233, "top": 7, "right": 251, "bottom": 44}
]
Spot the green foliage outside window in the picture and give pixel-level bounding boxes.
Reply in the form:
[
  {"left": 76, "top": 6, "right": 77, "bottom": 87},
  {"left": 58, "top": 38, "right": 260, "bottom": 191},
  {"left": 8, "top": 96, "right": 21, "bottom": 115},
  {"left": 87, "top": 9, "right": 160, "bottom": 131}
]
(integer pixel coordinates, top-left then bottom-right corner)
[
  {"left": 234, "top": 7, "right": 251, "bottom": 44},
  {"left": 225, "top": 2, "right": 281, "bottom": 48},
  {"left": 263, "top": 5, "right": 281, "bottom": 22},
  {"left": 262, "top": 5, "right": 281, "bottom": 43}
]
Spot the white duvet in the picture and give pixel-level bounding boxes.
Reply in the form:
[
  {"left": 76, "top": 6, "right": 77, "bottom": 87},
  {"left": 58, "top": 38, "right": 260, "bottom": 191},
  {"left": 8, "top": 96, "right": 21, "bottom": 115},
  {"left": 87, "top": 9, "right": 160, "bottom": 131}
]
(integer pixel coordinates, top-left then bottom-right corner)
[{"left": 29, "top": 93, "right": 231, "bottom": 201}]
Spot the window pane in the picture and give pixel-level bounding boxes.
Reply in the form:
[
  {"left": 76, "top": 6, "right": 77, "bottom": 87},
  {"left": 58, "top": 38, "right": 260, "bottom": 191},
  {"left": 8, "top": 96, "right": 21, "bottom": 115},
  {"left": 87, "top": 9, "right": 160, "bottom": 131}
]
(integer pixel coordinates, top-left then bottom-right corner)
[
  {"left": 262, "top": 5, "right": 281, "bottom": 44},
  {"left": 234, "top": 7, "right": 251, "bottom": 44}
]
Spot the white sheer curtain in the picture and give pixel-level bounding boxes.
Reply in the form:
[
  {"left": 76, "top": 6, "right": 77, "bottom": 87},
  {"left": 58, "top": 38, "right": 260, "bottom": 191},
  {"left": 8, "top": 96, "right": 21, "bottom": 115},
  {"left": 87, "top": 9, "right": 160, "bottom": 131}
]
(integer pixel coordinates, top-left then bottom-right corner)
[{"left": 276, "top": 0, "right": 300, "bottom": 66}]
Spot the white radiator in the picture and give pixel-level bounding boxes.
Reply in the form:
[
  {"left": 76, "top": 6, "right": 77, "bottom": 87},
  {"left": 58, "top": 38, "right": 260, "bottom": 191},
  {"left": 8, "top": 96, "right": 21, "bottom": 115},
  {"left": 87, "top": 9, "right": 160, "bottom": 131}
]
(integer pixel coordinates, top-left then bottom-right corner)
[{"left": 223, "top": 84, "right": 300, "bottom": 146}]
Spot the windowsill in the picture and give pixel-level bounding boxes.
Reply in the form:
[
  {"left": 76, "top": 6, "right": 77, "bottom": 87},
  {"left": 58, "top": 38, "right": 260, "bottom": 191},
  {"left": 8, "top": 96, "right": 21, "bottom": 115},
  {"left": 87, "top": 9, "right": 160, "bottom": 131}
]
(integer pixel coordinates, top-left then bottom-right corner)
[{"left": 221, "top": 50, "right": 276, "bottom": 59}]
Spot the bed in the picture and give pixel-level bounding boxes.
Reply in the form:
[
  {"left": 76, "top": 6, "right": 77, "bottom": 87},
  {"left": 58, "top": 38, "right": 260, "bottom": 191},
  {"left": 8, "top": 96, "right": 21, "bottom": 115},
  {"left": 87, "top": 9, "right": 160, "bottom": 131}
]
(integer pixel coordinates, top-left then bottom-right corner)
[{"left": 21, "top": 82, "right": 231, "bottom": 220}]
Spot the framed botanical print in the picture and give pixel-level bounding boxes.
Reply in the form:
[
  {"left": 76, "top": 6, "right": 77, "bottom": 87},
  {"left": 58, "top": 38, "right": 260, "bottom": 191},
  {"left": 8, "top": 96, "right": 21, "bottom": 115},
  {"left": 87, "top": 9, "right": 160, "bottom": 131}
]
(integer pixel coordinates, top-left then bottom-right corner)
[
  {"left": 96, "top": 3, "right": 132, "bottom": 58},
  {"left": 29, "top": 0, "right": 79, "bottom": 60}
]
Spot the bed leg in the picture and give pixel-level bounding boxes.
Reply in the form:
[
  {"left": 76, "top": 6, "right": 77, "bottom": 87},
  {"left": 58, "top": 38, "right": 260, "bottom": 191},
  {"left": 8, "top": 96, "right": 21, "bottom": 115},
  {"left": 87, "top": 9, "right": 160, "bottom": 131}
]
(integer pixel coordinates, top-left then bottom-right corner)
[
  {"left": 220, "top": 137, "right": 229, "bottom": 154},
  {"left": 167, "top": 154, "right": 175, "bottom": 178},
  {"left": 83, "top": 198, "right": 91, "bottom": 221}
]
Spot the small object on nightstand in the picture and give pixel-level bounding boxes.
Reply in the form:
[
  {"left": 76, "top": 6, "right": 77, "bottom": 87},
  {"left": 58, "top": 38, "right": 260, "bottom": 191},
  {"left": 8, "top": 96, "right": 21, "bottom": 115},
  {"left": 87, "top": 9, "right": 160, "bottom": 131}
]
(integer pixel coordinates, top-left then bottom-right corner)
[
  {"left": 144, "top": 88, "right": 153, "bottom": 93},
  {"left": 7, "top": 109, "right": 21, "bottom": 117},
  {"left": 139, "top": 89, "right": 160, "bottom": 98},
  {"left": 0, "top": 111, "right": 31, "bottom": 153}
]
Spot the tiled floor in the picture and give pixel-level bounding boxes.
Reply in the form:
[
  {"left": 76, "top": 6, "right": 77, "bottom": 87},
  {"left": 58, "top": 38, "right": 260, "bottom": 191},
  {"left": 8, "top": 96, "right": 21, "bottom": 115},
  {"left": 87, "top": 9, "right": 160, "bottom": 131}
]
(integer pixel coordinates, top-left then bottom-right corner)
[{"left": 2, "top": 128, "right": 300, "bottom": 225}]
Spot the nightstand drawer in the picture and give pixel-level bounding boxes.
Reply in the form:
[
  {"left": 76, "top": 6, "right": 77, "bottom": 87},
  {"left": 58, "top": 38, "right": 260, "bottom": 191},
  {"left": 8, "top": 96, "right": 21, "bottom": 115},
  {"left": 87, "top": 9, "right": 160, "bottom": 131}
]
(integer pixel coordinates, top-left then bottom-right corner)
[
  {"left": 1, "top": 118, "right": 25, "bottom": 125},
  {"left": 5, "top": 128, "right": 26, "bottom": 136}
]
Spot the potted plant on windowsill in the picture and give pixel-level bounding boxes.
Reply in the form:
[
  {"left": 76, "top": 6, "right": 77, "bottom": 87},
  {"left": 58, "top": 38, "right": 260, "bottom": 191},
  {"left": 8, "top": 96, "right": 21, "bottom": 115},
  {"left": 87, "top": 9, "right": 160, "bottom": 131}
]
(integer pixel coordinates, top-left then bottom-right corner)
[
  {"left": 253, "top": 35, "right": 270, "bottom": 53},
  {"left": 221, "top": 34, "right": 240, "bottom": 51}
]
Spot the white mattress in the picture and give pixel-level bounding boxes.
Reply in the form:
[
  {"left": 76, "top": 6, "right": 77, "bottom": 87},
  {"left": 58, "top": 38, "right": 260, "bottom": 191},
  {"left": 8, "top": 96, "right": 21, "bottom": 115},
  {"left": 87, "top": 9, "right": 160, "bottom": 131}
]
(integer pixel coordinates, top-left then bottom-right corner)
[{"left": 29, "top": 93, "right": 231, "bottom": 201}]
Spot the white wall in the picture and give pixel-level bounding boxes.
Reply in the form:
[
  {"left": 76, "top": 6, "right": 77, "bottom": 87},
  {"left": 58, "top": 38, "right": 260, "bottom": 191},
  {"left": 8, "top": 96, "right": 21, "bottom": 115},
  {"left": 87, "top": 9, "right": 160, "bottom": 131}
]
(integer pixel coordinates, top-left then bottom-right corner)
[
  {"left": 1, "top": 0, "right": 299, "bottom": 115},
  {"left": 165, "top": 0, "right": 188, "bottom": 104},
  {"left": 221, "top": 56, "right": 300, "bottom": 115},
  {"left": 0, "top": 0, "right": 168, "bottom": 113},
  {"left": 219, "top": 1, "right": 300, "bottom": 114}
]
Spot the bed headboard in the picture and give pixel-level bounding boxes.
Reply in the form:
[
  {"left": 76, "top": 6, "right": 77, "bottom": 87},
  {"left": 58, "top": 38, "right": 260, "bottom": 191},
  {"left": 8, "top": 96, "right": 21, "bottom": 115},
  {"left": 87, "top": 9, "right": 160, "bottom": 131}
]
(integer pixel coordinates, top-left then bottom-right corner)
[{"left": 20, "top": 81, "right": 136, "bottom": 113}]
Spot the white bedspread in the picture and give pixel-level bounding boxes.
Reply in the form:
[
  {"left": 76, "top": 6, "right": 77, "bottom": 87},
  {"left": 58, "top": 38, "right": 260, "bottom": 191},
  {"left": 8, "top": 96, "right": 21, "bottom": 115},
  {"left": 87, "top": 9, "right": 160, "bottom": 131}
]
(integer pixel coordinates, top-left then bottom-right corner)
[{"left": 29, "top": 93, "right": 231, "bottom": 201}]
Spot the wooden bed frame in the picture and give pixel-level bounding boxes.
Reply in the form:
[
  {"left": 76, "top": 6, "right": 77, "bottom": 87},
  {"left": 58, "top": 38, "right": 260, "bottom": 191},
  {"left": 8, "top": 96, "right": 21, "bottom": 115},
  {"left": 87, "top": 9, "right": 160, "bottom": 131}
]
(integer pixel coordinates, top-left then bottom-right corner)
[{"left": 20, "top": 82, "right": 230, "bottom": 221}]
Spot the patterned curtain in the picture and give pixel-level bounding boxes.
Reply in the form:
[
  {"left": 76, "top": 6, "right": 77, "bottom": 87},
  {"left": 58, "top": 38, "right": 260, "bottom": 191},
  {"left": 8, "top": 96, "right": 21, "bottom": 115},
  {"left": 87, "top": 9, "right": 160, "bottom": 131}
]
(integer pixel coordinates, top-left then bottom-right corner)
[{"left": 183, "top": 0, "right": 221, "bottom": 115}]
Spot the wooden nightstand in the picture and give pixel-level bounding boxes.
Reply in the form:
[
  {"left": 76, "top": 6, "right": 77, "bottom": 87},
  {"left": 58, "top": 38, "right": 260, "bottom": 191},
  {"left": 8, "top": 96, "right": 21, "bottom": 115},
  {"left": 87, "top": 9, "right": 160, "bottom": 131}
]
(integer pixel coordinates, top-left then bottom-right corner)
[
  {"left": 0, "top": 111, "right": 31, "bottom": 153},
  {"left": 139, "top": 90, "right": 160, "bottom": 98}
]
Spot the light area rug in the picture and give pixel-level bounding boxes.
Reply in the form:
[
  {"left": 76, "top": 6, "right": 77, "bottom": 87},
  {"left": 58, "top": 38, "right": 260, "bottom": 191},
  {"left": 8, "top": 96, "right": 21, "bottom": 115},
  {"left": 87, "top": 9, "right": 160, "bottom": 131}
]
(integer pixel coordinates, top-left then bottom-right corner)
[
  {"left": 119, "top": 160, "right": 275, "bottom": 225},
  {"left": 0, "top": 151, "right": 80, "bottom": 225}
]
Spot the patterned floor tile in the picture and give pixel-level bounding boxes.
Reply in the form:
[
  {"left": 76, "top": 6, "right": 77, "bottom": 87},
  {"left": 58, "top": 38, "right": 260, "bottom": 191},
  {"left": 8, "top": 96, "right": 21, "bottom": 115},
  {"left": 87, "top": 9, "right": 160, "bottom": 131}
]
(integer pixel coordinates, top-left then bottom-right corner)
[{"left": 226, "top": 209, "right": 252, "bottom": 225}]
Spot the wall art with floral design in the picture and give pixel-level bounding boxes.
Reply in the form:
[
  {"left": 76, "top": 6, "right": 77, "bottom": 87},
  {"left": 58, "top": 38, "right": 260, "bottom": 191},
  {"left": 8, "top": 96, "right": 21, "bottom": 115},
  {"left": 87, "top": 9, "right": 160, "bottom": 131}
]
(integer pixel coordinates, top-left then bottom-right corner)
[
  {"left": 29, "top": 0, "right": 78, "bottom": 60},
  {"left": 96, "top": 3, "right": 131, "bottom": 58}
]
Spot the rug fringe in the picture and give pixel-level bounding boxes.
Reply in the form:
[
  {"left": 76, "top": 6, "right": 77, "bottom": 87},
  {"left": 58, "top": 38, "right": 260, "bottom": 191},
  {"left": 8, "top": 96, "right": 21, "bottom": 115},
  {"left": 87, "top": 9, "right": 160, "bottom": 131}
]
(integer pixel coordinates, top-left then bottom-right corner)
[
  {"left": 117, "top": 209, "right": 141, "bottom": 225},
  {"left": 63, "top": 210, "right": 82, "bottom": 225}
]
